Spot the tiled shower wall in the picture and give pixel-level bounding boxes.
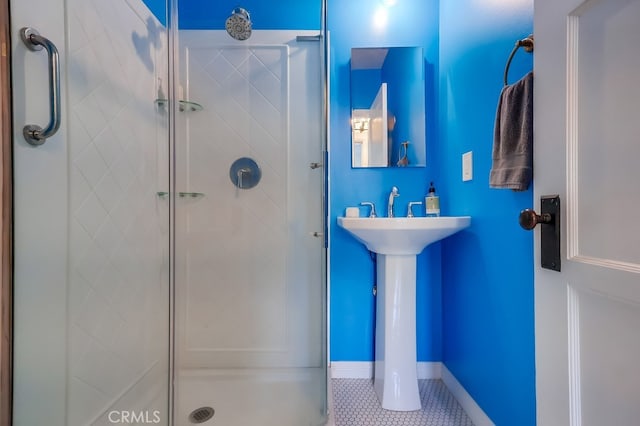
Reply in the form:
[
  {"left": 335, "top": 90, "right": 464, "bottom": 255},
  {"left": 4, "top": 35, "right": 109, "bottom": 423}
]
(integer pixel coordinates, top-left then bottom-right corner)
[
  {"left": 174, "top": 31, "right": 324, "bottom": 370},
  {"left": 66, "top": 0, "right": 169, "bottom": 423}
]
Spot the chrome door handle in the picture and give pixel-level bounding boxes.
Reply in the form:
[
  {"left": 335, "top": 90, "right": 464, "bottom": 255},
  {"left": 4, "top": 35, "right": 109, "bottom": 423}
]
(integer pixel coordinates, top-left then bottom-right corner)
[{"left": 20, "top": 27, "right": 61, "bottom": 146}]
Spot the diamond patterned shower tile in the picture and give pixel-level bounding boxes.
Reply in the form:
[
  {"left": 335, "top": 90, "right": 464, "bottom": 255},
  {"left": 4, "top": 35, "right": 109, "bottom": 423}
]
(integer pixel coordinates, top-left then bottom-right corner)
[
  {"left": 251, "top": 47, "right": 286, "bottom": 80},
  {"left": 65, "top": 0, "right": 169, "bottom": 422},
  {"left": 74, "top": 232, "right": 110, "bottom": 284},
  {"left": 94, "top": 80, "right": 125, "bottom": 123},
  {"left": 93, "top": 216, "right": 124, "bottom": 258},
  {"left": 73, "top": 287, "right": 109, "bottom": 337},
  {"left": 70, "top": 165, "right": 92, "bottom": 214},
  {"left": 73, "top": 0, "right": 106, "bottom": 42},
  {"left": 70, "top": 220, "right": 94, "bottom": 262},
  {"left": 74, "top": 92, "right": 109, "bottom": 139},
  {"left": 224, "top": 69, "right": 254, "bottom": 111},
  {"left": 92, "top": 304, "right": 125, "bottom": 355},
  {"left": 75, "top": 192, "right": 109, "bottom": 238},
  {"left": 115, "top": 156, "right": 143, "bottom": 189},
  {"left": 248, "top": 130, "right": 284, "bottom": 176},
  {"left": 92, "top": 32, "right": 118, "bottom": 71},
  {"left": 68, "top": 10, "right": 90, "bottom": 54},
  {"left": 123, "top": 137, "right": 146, "bottom": 174},
  {"left": 204, "top": 51, "right": 237, "bottom": 82},
  {"left": 75, "top": 337, "right": 118, "bottom": 394},
  {"left": 109, "top": 196, "right": 138, "bottom": 237},
  {"left": 240, "top": 53, "right": 284, "bottom": 111},
  {"left": 200, "top": 48, "right": 287, "bottom": 149},
  {"left": 94, "top": 171, "right": 123, "bottom": 214},
  {"left": 91, "top": 262, "right": 121, "bottom": 306},
  {"left": 189, "top": 47, "right": 220, "bottom": 70},
  {"left": 94, "top": 126, "right": 122, "bottom": 169},
  {"left": 246, "top": 84, "right": 284, "bottom": 141},
  {"left": 68, "top": 377, "right": 109, "bottom": 426},
  {"left": 91, "top": 0, "right": 119, "bottom": 33},
  {"left": 75, "top": 142, "right": 108, "bottom": 188},
  {"left": 68, "top": 45, "right": 103, "bottom": 105},
  {"left": 69, "top": 111, "right": 93, "bottom": 161},
  {"left": 209, "top": 92, "right": 252, "bottom": 141},
  {"left": 221, "top": 48, "right": 252, "bottom": 69},
  {"left": 108, "top": 31, "right": 137, "bottom": 78},
  {"left": 110, "top": 111, "right": 138, "bottom": 152}
]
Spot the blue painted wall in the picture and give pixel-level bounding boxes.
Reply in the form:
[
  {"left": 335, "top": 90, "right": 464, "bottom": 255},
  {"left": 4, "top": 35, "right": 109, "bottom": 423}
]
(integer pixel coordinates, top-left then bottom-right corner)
[
  {"left": 142, "top": 0, "right": 167, "bottom": 25},
  {"left": 438, "top": 2, "right": 535, "bottom": 425},
  {"left": 327, "top": 0, "right": 440, "bottom": 362},
  {"left": 142, "top": 0, "right": 321, "bottom": 29},
  {"left": 176, "top": 0, "right": 321, "bottom": 29}
]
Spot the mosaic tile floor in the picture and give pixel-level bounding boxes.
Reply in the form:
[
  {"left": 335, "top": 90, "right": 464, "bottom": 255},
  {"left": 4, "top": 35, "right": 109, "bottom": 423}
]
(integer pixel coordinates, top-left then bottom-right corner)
[{"left": 332, "top": 379, "right": 475, "bottom": 426}]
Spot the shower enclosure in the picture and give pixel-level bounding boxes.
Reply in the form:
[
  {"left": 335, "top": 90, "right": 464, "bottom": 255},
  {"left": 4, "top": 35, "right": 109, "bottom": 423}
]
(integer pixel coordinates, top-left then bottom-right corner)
[{"left": 9, "top": 0, "right": 327, "bottom": 424}]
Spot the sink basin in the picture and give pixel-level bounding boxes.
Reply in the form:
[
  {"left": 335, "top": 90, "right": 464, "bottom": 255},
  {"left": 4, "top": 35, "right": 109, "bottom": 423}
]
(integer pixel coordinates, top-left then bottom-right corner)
[{"left": 337, "top": 216, "right": 471, "bottom": 255}]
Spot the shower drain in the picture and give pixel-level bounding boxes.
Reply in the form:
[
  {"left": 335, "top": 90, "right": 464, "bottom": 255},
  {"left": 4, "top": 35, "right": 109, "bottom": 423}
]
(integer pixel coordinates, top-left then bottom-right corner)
[{"left": 188, "top": 406, "right": 215, "bottom": 423}]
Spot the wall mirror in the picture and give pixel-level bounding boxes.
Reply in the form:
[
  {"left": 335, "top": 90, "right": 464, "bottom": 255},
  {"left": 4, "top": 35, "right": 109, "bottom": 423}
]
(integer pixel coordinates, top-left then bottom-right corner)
[{"left": 350, "top": 47, "right": 426, "bottom": 168}]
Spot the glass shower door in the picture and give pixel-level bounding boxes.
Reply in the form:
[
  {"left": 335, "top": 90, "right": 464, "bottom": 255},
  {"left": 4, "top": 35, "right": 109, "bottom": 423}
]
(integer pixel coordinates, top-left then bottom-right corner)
[
  {"left": 11, "top": 0, "right": 171, "bottom": 424},
  {"left": 172, "top": 4, "right": 327, "bottom": 425}
]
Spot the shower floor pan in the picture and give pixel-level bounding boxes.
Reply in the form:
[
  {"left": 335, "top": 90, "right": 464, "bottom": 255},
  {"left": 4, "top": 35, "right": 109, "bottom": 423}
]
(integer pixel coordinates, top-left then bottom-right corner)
[{"left": 176, "top": 367, "right": 327, "bottom": 426}]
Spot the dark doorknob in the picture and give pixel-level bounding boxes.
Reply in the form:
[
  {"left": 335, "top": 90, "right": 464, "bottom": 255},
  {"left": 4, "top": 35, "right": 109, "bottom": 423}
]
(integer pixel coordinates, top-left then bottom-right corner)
[
  {"left": 519, "top": 208, "right": 552, "bottom": 230},
  {"left": 521, "top": 196, "right": 561, "bottom": 272}
]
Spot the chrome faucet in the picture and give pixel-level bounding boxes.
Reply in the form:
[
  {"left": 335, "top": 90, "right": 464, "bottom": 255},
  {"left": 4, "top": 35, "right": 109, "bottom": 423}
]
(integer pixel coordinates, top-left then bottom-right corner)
[
  {"left": 360, "top": 202, "right": 377, "bottom": 218},
  {"left": 387, "top": 186, "right": 400, "bottom": 217}
]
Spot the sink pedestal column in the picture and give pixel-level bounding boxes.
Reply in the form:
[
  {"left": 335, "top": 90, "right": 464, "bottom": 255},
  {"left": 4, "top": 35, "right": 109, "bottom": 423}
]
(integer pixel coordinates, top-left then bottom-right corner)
[{"left": 374, "top": 254, "right": 421, "bottom": 411}]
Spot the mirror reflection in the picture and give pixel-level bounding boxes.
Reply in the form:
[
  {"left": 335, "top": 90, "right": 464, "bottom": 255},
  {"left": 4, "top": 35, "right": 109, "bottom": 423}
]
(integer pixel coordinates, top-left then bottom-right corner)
[{"left": 350, "top": 47, "right": 426, "bottom": 168}]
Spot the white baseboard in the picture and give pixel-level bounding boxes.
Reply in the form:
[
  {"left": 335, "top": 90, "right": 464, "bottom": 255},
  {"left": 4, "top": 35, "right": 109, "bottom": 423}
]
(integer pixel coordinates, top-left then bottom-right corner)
[
  {"left": 330, "top": 361, "right": 441, "bottom": 379},
  {"left": 330, "top": 361, "right": 494, "bottom": 426},
  {"left": 417, "top": 361, "right": 442, "bottom": 379},
  {"left": 330, "top": 361, "right": 373, "bottom": 379},
  {"left": 441, "top": 364, "right": 495, "bottom": 426}
]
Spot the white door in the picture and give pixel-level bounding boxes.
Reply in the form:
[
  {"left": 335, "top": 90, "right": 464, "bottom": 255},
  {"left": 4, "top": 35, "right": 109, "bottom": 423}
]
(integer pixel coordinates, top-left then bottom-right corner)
[{"left": 534, "top": 0, "right": 640, "bottom": 424}]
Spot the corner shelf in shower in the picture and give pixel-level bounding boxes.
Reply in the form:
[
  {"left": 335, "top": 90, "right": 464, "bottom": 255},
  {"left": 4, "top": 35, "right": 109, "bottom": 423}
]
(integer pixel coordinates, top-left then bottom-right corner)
[{"left": 154, "top": 99, "right": 204, "bottom": 112}]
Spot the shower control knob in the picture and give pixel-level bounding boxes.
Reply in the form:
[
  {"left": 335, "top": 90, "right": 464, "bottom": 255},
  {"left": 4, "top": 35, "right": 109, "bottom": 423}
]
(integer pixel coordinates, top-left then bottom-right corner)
[{"left": 519, "top": 208, "right": 552, "bottom": 230}]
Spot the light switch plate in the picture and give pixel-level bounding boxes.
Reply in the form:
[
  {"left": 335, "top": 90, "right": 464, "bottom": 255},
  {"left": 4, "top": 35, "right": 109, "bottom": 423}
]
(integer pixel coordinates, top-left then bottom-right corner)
[{"left": 462, "top": 151, "right": 473, "bottom": 181}]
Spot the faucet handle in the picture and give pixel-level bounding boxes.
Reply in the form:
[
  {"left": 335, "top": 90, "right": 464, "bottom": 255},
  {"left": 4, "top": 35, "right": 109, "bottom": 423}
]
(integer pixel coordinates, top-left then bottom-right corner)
[
  {"left": 360, "top": 202, "right": 377, "bottom": 218},
  {"left": 407, "top": 201, "right": 423, "bottom": 218}
]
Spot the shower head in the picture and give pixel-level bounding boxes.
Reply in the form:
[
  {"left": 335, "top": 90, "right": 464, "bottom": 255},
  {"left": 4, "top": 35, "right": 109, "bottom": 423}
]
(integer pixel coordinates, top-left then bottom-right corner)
[{"left": 225, "top": 7, "right": 252, "bottom": 41}]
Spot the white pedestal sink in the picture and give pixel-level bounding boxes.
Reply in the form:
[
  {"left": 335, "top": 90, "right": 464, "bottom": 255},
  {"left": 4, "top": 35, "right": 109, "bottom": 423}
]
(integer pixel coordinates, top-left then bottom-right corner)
[{"left": 337, "top": 216, "right": 471, "bottom": 411}]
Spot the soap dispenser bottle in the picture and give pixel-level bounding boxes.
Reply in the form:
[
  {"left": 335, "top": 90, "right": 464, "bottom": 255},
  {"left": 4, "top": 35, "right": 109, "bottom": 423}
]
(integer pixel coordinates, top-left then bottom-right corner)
[{"left": 425, "top": 182, "right": 440, "bottom": 217}]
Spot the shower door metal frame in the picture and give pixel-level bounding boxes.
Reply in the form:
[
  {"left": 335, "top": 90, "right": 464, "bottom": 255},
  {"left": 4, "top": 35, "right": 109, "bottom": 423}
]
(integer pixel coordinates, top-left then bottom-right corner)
[{"left": 0, "top": 0, "right": 12, "bottom": 424}]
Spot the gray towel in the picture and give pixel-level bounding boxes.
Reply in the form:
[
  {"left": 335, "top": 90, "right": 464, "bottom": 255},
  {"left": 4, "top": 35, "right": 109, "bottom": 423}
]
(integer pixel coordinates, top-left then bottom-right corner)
[{"left": 489, "top": 71, "right": 533, "bottom": 191}]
